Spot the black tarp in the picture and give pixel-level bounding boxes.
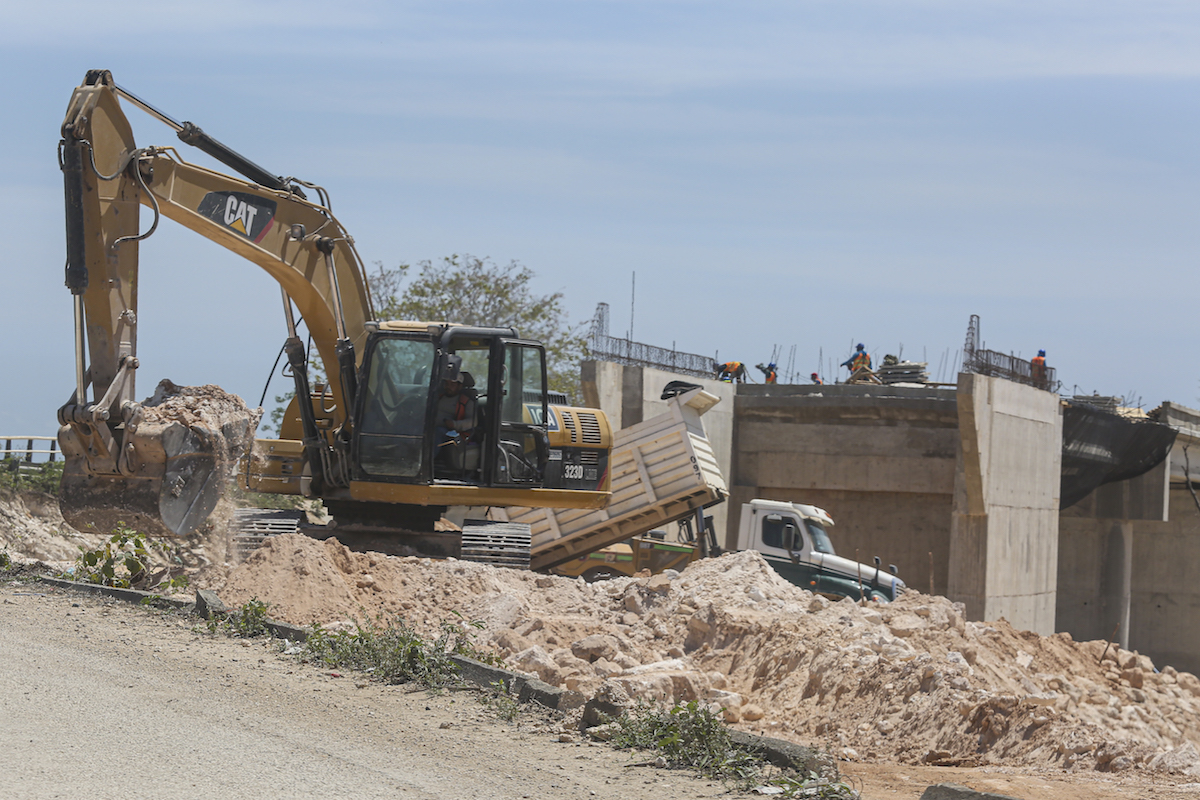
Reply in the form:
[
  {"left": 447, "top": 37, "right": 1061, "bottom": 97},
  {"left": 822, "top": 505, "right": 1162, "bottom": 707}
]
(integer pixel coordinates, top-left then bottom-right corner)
[{"left": 1060, "top": 400, "right": 1177, "bottom": 510}]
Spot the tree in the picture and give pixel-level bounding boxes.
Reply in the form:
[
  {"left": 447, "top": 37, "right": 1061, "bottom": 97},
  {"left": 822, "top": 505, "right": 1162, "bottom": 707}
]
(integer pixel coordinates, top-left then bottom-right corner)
[{"left": 369, "top": 255, "right": 587, "bottom": 403}]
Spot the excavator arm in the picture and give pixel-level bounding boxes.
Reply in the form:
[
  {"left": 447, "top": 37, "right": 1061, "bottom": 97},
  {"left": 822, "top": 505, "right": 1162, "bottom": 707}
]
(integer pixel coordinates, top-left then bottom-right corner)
[{"left": 58, "top": 70, "right": 373, "bottom": 535}]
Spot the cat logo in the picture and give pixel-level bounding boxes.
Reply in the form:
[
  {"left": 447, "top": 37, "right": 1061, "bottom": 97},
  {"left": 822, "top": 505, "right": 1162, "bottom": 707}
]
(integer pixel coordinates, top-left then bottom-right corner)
[{"left": 197, "top": 191, "right": 277, "bottom": 242}]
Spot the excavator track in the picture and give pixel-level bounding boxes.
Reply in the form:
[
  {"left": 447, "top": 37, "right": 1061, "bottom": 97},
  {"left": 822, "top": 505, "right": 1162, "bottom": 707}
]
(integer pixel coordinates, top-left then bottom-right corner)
[
  {"left": 460, "top": 520, "right": 532, "bottom": 569},
  {"left": 230, "top": 508, "right": 304, "bottom": 560},
  {"left": 230, "top": 508, "right": 532, "bottom": 569}
]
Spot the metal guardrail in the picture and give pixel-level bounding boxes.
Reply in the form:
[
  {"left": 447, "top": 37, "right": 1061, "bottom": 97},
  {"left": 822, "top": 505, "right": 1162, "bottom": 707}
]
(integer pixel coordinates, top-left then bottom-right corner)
[{"left": 1, "top": 436, "right": 58, "bottom": 463}]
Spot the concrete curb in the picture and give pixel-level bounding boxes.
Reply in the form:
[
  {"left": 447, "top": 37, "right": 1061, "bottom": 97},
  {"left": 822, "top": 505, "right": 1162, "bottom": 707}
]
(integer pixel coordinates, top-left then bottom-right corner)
[
  {"left": 920, "top": 784, "right": 1026, "bottom": 800},
  {"left": 38, "top": 577, "right": 193, "bottom": 610}
]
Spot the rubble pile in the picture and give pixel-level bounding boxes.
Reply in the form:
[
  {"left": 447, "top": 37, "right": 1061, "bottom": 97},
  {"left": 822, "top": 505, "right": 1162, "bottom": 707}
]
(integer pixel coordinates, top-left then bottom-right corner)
[{"left": 217, "top": 535, "right": 1200, "bottom": 777}]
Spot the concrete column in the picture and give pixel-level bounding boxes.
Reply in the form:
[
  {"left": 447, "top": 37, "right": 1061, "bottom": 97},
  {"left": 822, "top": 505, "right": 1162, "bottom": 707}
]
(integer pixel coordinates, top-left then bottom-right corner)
[
  {"left": 1105, "top": 521, "right": 1132, "bottom": 650},
  {"left": 949, "top": 373, "right": 1063, "bottom": 634}
]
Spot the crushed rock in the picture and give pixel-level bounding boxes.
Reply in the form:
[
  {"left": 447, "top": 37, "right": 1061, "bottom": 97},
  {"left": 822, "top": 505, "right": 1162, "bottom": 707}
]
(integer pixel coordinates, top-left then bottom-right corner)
[{"left": 212, "top": 534, "right": 1200, "bottom": 776}]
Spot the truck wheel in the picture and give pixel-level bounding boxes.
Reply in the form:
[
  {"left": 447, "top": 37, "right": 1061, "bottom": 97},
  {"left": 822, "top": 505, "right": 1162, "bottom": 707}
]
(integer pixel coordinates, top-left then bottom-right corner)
[{"left": 580, "top": 567, "right": 618, "bottom": 583}]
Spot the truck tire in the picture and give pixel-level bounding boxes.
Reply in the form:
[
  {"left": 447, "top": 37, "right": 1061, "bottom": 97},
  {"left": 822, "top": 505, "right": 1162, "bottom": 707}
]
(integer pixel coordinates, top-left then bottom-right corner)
[{"left": 580, "top": 567, "right": 619, "bottom": 583}]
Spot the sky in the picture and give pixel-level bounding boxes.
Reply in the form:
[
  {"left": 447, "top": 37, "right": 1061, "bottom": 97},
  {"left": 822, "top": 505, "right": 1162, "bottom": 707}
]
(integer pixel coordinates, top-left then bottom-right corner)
[{"left": 3, "top": 0, "right": 1200, "bottom": 434}]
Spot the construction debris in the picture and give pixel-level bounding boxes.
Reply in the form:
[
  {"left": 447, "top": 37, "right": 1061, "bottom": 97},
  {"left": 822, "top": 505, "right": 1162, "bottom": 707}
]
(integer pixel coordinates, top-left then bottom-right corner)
[
  {"left": 212, "top": 534, "right": 1200, "bottom": 778},
  {"left": 878, "top": 356, "right": 930, "bottom": 386}
]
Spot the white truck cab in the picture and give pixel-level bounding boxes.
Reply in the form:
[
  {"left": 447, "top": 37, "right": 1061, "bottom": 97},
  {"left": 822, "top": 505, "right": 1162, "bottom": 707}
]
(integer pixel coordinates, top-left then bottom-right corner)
[{"left": 736, "top": 499, "right": 905, "bottom": 602}]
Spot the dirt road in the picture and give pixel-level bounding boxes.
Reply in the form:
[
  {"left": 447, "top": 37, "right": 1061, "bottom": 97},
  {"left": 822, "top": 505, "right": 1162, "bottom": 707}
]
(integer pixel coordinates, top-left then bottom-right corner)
[{"left": 0, "top": 581, "right": 733, "bottom": 800}]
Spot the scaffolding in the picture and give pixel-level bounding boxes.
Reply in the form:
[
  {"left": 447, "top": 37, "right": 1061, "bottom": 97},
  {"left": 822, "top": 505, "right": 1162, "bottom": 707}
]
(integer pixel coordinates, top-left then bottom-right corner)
[
  {"left": 961, "top": 314, "right": 1058, "bottom": 392},
  {"left": 587, "top": 303, "right": 713, "bottom": 378}
]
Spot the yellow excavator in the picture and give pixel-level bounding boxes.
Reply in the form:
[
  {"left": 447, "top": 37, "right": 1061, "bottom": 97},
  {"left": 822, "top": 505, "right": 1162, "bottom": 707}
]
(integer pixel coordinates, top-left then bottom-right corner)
[{"left": 56, "top": 70, "right": 612, "bottom": 565}]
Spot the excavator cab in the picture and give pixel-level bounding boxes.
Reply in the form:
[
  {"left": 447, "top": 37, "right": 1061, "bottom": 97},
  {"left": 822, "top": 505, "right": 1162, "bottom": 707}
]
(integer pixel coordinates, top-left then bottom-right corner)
[{"left": 351, "top": 325, "right": 549, "bottom": 489}]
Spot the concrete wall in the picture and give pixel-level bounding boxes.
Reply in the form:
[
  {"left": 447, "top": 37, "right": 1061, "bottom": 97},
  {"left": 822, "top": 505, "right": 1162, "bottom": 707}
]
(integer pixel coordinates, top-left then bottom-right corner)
[
  {"left": 949, "top": 373, "right": 1062, "bottom": 635},
  {"left": 1056, "top": 514, "right": 1131, "bottom": 646},
  {"left": 1062, "top": 486, "right": 1200, "bottom": 674},
  {"left": 731, "top": 384, "right": 960, "bottom": 595},
  {"left": 580, "top": 361, "right": 735, "bottom": 535},
  {"left": 1128, "top": 487, "right": 1200, "bottom": 674}
]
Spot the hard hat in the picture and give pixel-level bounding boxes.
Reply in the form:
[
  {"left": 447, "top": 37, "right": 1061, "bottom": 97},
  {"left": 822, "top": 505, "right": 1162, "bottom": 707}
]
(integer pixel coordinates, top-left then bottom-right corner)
[
  {"left": 811, "top": 372, "right": 819, "bottom": 378},
  {"left": 856, "top": 343, "right": 864, "bottom": 350},
  {"left": 768, "top": 363, "right": 776, "bottom": 369},
  {"left": 1038, "top": 349, "right": 1045, "bottom": 357}
]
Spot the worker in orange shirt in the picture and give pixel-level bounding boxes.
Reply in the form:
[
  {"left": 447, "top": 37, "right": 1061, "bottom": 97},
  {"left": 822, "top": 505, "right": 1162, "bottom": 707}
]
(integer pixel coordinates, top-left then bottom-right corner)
[
  {"left": 1031, "top": 349, "right": 1047, "bottom": 385},
  {"left": 713, "top": 361, "right": 747, "bottom": 383},
  {"left": 840, "top": 343, "right": 872, "bottom": 374},
  {"left": 810, "top": 372, "right": 823, "bottom": 385}
]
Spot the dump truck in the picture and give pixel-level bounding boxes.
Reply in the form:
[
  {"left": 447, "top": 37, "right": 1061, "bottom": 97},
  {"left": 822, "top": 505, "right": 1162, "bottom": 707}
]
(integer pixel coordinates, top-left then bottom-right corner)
[
  {"left": 552, "top": 499, "right": 906, "bottom": 602},
  {"left": 732, "top": 498, "right": 905, "bottom": 602},
  {"left": 491, "top": 385, "right": 728, "bottom": 572}
]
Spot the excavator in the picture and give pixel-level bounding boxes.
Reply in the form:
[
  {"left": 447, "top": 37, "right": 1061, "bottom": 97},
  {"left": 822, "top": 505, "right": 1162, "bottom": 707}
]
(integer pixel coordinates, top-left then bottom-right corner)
[{"left": 55, "top": 70, "right": 612, "bottom": 565}]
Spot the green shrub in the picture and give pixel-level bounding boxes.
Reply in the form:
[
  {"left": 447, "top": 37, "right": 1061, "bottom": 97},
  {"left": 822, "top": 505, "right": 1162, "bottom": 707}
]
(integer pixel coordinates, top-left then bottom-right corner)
[
  {"left": 300, "top": 613, "right": 501, "bottom": 689},
  {"left": 221, "top": 597, "right": 272, "bottom": 637},
  {"left": 611, "top": 700, "right": 760, "bottom": 777},
  {"left": 70, "top": 523, "right": 187, "bottom": 591},
  {"left": 72, "top": 524, "right": 154, "bottom": 588},
  {"left": 0, "top": 458, "right": 64, "bottom": 495},
  {"left": 609, "top": 700, "right": 858, "bottom": 798}
]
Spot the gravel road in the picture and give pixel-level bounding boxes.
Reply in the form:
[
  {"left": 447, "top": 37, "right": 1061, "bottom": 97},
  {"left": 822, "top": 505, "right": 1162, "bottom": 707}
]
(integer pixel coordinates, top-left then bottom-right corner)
[{"left": 0, "top": 581, "right": 735, "bottom": 800}]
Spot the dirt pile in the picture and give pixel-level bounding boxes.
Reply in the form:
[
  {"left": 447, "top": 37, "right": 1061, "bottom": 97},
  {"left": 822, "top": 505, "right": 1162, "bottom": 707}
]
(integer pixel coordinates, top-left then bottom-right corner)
[{"left": 218, "top": 535, "right": 1200, "bottom": 777}]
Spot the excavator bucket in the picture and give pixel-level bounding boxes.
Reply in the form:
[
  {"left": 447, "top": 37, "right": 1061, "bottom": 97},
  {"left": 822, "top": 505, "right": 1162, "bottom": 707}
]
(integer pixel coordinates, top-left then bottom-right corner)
[{"left": 57, "top": 381, "right": 261, "bottom": 538}]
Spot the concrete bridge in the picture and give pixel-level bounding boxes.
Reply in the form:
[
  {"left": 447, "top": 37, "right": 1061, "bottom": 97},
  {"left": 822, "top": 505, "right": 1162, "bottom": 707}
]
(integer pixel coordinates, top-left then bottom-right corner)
[{"left": 582, "top": 360, "right": 1200, "bottom": 674}]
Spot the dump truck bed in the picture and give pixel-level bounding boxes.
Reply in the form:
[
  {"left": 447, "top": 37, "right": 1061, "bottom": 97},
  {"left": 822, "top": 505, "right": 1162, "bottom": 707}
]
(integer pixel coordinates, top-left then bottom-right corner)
[{"left": 494, "top": 387, "right": 727, "bottom": 571}]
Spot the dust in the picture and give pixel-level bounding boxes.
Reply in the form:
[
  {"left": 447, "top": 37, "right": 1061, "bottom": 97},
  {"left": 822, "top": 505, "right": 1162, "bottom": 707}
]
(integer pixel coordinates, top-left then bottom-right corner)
[{"left": 215, "top": 535, "right": 1200, "bottom": 778}]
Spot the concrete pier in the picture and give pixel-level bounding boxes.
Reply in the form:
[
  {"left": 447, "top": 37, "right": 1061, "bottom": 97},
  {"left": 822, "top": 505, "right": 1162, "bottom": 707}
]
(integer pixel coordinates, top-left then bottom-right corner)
[{"left": 949, "top": 373, "right": 1062, "bottom": 635}]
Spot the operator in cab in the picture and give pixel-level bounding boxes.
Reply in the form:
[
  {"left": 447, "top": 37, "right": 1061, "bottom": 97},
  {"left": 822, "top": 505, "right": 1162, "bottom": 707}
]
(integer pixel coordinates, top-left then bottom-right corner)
[{"left": 435, "top": 357, "right": 477, "bottom": 448}]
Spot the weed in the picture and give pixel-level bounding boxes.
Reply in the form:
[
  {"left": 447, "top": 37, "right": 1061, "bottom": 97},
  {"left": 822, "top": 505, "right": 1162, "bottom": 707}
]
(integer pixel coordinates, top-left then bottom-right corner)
[
  {"left": 0, "top": 550, "right": 10, "bottom": 570},
  {"left": 69, "top": 523, "right": 190, "bottom": 592},
  {"left": 299, "top": 614, "right": 503, "bottom": 689},
  {"left": 0, "top": 458, "right": 64, "bottom": 495},
  {"left": 302, "top": 618, "right": 461, "bottom": 687},
  {"left": 216, "top": 597, "right": 272, "bottom": 637},
  {"left": 609, "top": 700, "right": 858, "bottom": 798},
  {"left": 611, "top": 700, "right": 760, "bottom": 778},
  {"left": 480, "top": 680, "right": 521, "bottom": 722},
  {"left": 71, "top": 523, "right": 154, "bottom": 588},
  {"left": 439, "top": 611, "right": 506, "bottom": 667}
]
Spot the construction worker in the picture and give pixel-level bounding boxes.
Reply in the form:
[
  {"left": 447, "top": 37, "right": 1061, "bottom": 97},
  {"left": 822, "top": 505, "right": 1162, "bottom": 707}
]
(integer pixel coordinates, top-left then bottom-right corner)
[
  {"left": 1031, "top": 349, "right": 1047, "bottom": 386},
  {"left": 840, "top": 343, "right": 872, "bottom": 374},
  {"left": 713, "top": 361, "right": 747, "bottom": 383},
  {"left": 756, "top": 362, "right": 778, "bottom": 384},
  {"left": 810, "top": 372, "right": 823, "bottom": 385}
]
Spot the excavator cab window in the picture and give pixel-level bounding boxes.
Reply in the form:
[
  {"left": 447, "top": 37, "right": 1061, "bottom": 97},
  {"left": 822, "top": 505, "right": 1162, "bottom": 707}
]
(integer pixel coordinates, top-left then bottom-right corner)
[
  {"left": 492, "top": 341, "right": 549, "bottom": 485},
  {"left": 355, "top": 335, "right": 435, "bottom": 478}
]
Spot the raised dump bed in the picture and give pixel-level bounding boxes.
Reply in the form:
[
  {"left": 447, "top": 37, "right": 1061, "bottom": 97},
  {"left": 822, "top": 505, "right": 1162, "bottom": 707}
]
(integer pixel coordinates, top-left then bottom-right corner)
[{"left": 493, "top": 387, "right": 727, "bottom": 572}]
